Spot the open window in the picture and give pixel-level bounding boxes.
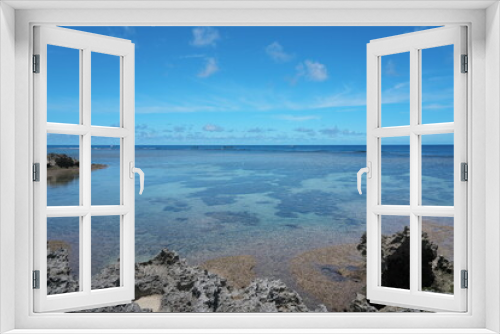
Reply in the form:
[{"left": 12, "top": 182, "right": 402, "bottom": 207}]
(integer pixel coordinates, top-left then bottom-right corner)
[
  {"left": 364, "top": 26, "right": 467, "bottom": 312},
  {"left": 33, "top": 26, "right": 137, "bottom": 312}
]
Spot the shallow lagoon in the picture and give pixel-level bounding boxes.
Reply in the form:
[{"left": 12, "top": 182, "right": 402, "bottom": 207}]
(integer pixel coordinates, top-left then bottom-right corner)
[{"left": 47, "top": 145, "right": 453, "bottom": 305}]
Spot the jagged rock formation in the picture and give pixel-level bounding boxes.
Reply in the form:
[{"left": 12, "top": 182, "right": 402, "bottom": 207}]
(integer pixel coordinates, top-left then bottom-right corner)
[
  {"left": 47, "top": 247, "right": 326, "bottom": 313},
  {"left": 78, "top": 302, "right": 152, "bottom": 313},
  {"left": 349, "top": 227, "right": 454, "bottom": 312},
  {"left": 47, "top": 248, "right": 79, "bottom": 295}
]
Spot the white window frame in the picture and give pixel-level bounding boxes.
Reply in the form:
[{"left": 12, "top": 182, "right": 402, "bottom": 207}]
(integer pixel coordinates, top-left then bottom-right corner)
[
  {"left": 0, "top": 1, "right": 499, "bottom": 334},
  {"left": 365, "top": 26, "right": 467, "bottom": 312},
  {"left": 33, "top": 26, "right": 136, "bottom": 312}
]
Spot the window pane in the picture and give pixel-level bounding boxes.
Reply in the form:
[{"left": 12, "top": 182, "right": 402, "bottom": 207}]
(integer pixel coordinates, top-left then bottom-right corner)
[
  {"left": 421, "top": 45, "right": 454, "bottom": 124},
  {"left": 91, "top": 137, "right": 121, "bottom": 206},
  {"left": 381, "top": 52, "right": 410, "bottom": 127},
  {"left": 92, "top": 52, "right": 121, "bottom": 127},
  {"left": 91, "top": 216, "right": 121, "bottom": 290},
  {"left": 47, "top": 45, "right": 80, "bottom": 124},
  {"left": 47, "top": 134, "right": 80, "bottom": 206},
  {"left": 381, "top": 137, "right": 410, "bottom": 205},
  {"left": 47, "top": 217, "right": 80, "bottom": 295},
  {"left": 421, "top": 216, "right": 454, "bottom": 295},
  {"left": 421, "top": 133, "right": 454, "bottom": 206},
  {"left": 381, "top": 215, "right": 410, "bottom": 290}
]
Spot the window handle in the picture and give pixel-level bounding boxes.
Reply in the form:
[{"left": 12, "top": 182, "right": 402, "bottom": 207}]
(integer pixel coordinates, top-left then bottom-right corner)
[
  {"left": 129, "top": 162, "right": 145, "bottom": 195},
  {"left": 357, "top": 162, "right": 372, "bottom": 195}
]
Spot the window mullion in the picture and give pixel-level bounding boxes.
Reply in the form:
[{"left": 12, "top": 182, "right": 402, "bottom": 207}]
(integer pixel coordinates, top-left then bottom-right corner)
[
  {"left": 409, "top": 47, "right": 420, "bottom": 294},
  {"left": 82, "top": 48, "right": 92, "bottom": 294}
]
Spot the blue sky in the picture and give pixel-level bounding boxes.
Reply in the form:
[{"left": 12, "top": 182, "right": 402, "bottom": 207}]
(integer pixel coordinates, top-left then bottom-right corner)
[{"left": 47, "top": 26, "right": 454, "bottom": 145}]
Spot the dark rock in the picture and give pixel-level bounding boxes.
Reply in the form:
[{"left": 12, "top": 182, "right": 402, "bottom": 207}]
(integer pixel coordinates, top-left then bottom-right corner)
[
  {"left": 348, "top": 293, "right": 378, "bottom": 312},
  {"left": 48, "top": 247, "right": 324, "bottom": 313},
  {"left": 47, "top": 247, "right": 79, "bottom": 295},
  {"left": 352, "top": 228, "right": 454, "bottom": 312},
  {"left": 77, "top": 302, "right": 152, "bottom": 313}
]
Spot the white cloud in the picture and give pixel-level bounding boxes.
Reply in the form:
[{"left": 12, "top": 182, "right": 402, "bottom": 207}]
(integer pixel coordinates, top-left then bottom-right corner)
[
  {"left": 191, "top": 27, "right": 220, "bottom": 47},
  {"left": 180, "top": 54, "right": 206, "bottom": 59},
  {"left": 198, "top": 58, "right": 219, "bottom": 78},
  {"left": 122, "top": 26, "right": 136, "bottom": 35},
  {"left": 203, "top": 124, "right": 224, "bottom": 132},
  {"left": 319, "top": 126, "right": 364, "bottom": 138},
  {"left": 422, "top": 103, "right": 453, "bottom": 110},
  {"left": 384, "top": 59, "right": 399, "bottom": 76},
  {"left": 265, "top": 42, "right": 293, "bottom": 62},
  {"left": 275, "top": 114, "right": 320, "bottom": 122},
  {"left": 294, "top": 127, "right": 316, "bottom": 136},
  {"left": 295, "top": 60, "right": 328, "bottom": 82}
]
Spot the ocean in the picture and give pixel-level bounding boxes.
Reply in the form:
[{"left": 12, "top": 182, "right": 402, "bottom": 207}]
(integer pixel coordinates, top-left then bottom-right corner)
[{"left": 46, "top": 144, "right": 454, "bottom": 303}]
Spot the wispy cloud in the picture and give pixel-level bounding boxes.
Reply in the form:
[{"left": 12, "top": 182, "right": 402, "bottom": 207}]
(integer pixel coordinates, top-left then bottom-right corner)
[
  {"left": 319, "top": 126, "right": 364, "bottom": 138},
  {"left": 294, "top": 127, "right": 316, "bottom": 136},
  {"left": 384, "top": 59, "right": 399, "bottom": 76},
  {"left": 122, "top": 26, "right": 136, "bottom": 36},
  {"left": 180, "top": 54, "right": 206, "bottom": 59},
  {"left": 247, "top": 127, "right": 275, "bottom": 133},
  {"left": 422, "top": 103, "right": 453, "bottom": 110},
  {"left": 265, "top": 42, "right": 293, "bottom": 62},
  {"left": 198, "top": 58, "right": 219, "bottom": 78},
  {"left": 191, "top": 27, "right": 220, "bottom": 47},
  {"left": 275, "top": 114, "right": 320, "bottom": 122},
  {"left": 203, "top": 124, "right": 225, "bottom": 132},
  {"left": 135, "top": 124, "right": 160, "bottom": 139},
  {"left": 294, "top": 60, "right": 328, "bottom": 83}
]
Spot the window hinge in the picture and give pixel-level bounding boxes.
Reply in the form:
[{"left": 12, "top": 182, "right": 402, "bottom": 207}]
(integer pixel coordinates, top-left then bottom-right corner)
[
  {"left": 461, "top": 54, "right": 468, "bottom": 73},
  {"left": 33, "top": 54, "right": 40, "bottom": 73},
  {"left": 461, "top": 162, "right": 468, "bottom": 182},
  {"left": 33, "top": 163, "right": 40, "bottom": 182},
  {"left": 461, "top": 270, "right": 468, "bottom": 289},
  {"left": 33, "top": 270, "right": 40, "bottom": 289}
]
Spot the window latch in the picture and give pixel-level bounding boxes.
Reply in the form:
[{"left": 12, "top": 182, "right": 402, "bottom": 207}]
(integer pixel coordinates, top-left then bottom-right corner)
[
  {"left": 357, "top": 162, "right": 372, "bottom": 195},
  {"left": 129, "top": 162, "right": 145, "bottom": 195}
]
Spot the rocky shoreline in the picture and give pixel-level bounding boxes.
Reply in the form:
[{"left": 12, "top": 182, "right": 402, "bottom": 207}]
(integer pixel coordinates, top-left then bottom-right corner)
[
  {"left": 47, "top": 226, "right": 453, "bottom": 313},
  {"left": 48, "top": 247, "right": 327, "bottom": 312}
]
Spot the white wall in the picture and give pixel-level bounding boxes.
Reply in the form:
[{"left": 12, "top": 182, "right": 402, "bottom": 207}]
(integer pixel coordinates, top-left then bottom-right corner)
[
  {"left": 0, "top": 2, "right": 16, "bottom": 333},
  {"left": 485, "top": 2, "right": 500, "bottom": 333}
]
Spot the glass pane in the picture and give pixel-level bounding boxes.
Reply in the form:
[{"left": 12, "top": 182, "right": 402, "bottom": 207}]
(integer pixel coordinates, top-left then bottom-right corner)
[
  {"left": 421, "top": 45, "right": 454, "bottom": 124},
  {"left": 421, "top": 134, "right": 454, "bottom": 206},
  {"left": 47, "top": 217, "right": 80, "bottom": 295},
  {"left": 421, "top": 216, "right": 454, "bottom": 294},
  {"left": 47, "top": 45, "right": 80, "bottom": 124},
  {"left": 381, "top": 137, "right": 410, "bottom": 205},
  {"left": 381, "top": 215, "right": 410, "bottom": 290},
  {"left": 91, "top": 137, "right": 121, "bottom": 206},
  {"left": 47, "top": 134, "right": 80, "bottom": 206},
  {"left": 381, "top": 52, "right": 410, "bottom": 127},
  {"left": 91, "top": 216, "right": 121, "bottom": 290},
  {"left": 92, "top": 52, "right": 121, "bottom": 127}
]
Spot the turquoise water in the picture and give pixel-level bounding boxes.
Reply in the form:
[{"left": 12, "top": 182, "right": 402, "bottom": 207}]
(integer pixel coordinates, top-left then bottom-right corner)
[{"left": 46, "top": 145, "right": 454, "bottom": 292}]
